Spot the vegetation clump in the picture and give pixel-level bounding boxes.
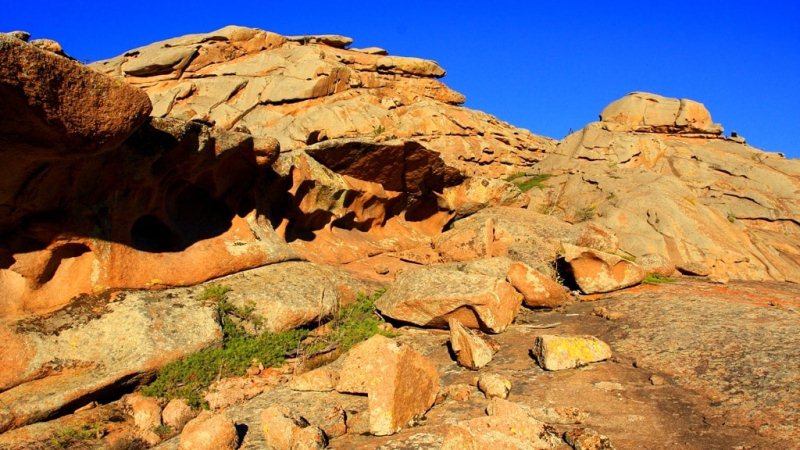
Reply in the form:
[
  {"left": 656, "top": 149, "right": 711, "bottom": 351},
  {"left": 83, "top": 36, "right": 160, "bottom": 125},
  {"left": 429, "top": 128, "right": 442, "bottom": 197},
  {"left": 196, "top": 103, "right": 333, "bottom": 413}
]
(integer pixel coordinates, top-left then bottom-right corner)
[
  {"left": 49, "top": 423, "right": 103, "bottom": 449},
  {"left": 142, "top": 286, "right": 390, "bottom": 408},
  {"left": 642, "top": 273, "right": 677, "bottom": 285}
]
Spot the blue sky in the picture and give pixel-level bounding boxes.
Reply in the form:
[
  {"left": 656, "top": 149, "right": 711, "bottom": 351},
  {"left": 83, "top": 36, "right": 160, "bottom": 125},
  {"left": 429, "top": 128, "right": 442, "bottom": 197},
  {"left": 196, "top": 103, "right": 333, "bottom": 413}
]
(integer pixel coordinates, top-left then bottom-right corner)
[{"left": 4, "top": 1, "right": 799, "bottom": 157}]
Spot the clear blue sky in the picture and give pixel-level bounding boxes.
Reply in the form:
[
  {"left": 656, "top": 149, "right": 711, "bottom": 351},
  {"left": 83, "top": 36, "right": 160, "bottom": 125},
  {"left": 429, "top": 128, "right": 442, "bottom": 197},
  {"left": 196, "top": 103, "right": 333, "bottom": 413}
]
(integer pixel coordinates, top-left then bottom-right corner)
[{"left": 4, "top": 1, "right": 799, "bottom": 157}]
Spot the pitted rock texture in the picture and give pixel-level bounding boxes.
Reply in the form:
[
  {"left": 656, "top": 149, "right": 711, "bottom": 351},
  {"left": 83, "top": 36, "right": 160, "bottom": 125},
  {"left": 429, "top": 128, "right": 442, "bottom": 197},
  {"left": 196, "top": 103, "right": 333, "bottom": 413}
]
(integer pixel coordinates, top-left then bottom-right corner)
[
  {"left": 531, "top": 92, "right": 800, "bottom": 282},
  {"left": 92, "top": 25, "right": 555, "bottom": 178}
]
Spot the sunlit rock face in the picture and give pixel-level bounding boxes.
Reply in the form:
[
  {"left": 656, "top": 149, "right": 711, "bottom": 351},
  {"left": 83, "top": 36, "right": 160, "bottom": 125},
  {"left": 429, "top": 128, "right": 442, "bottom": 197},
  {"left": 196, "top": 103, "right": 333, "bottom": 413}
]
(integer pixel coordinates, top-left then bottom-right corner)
[{"left": 532, "top": 91, "right": 800, "bottom": 283}]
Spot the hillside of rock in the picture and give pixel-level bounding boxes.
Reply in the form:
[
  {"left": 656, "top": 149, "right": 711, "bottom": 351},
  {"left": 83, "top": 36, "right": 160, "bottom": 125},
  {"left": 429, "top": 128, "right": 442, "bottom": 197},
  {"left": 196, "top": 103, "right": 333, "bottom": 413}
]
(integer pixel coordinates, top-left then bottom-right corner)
[
  {"left": 530, "top": 92, "right": 800, "bottom": 283},
  {"left": 1, "top": 26, "right": 798, "bottom": 450}
]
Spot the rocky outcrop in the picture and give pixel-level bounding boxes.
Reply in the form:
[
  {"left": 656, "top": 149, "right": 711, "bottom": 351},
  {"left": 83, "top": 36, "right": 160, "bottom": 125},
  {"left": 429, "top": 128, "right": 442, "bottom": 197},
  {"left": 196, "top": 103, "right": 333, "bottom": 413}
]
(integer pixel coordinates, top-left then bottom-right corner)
[
  {"left": 0, "top": 289, "right": 221, "bottom": 433},
  {"left": 532, "top": 92, "right": 800, "bottom": 282},
  {"left": 93, "top": 25, "right": 555, "bottom": 178}
]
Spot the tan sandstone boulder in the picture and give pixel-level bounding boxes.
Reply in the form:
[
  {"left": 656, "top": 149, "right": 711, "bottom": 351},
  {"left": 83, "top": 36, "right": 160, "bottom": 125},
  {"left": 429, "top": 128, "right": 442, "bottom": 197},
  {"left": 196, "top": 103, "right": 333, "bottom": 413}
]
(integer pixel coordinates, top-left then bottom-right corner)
[
  {"left": 376, "top": 265, "right": 522, "bottom": 333},
  {"left": 560, "top": 243, "right": 645, "bottom": 294},
  {"left": 600, "top": 91, "right": 722, "bottom": 135},
  {"left": 0, "top": 289, "right": 221, "bottom": 433},
  {"left": 335, "top": 335, "right": 439, "bottom": 436}
]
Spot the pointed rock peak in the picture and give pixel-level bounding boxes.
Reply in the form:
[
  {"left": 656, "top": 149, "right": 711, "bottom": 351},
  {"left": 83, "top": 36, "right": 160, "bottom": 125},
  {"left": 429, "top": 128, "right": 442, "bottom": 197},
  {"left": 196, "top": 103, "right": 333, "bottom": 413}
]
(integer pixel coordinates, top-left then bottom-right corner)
[{"left": 599, "top": 91, "right": 723, "bottom": 135}]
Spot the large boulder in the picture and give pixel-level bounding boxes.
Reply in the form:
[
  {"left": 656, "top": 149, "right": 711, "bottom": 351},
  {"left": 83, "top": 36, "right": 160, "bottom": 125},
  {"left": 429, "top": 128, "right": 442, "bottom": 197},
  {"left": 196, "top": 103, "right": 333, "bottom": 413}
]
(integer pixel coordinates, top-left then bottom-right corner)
[
  {"left": 218, "top": 261, "right": 367, "bottom": 332},
  {"left": 376, "top": 265, "right": 522, "bottom": 333},
  {"left": 335, "top": 335, "right": 440, "bottom": 436},
  {"left": 507, "top": 261, "right": 570, "bottom": 308},
  {"left": 0, "top": 289, "right": 221, "bottom": 433},
  {"left": 600, "top": 91, "right": 722, "bottom": 135}
]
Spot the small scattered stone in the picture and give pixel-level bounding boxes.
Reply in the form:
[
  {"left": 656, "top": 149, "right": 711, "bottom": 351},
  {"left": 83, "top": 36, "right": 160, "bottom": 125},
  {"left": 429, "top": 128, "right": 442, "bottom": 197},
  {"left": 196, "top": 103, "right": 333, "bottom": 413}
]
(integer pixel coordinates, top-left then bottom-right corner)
[
  {"left": 533, "top": 335, "right": 613, "bottom": 371},
  {"left": 564, "top": 427, "right": 616, "bottom": 450},
  {"left": 649, "top": 375, "right": 666, "bottom": 386},
  {"left": 477, "top": 373, "right": 511, "bottom": 399},
  {"left": 260, "top": 406, "right": 327, "bottom": 450},
  {"left": 592, "top": 306, "right": 624, "bottom": 321},
  {"left": 289, "top": 366, "right": 340, "bottom": 392},
  {"left": 444, "top": 383, "right": 473, "bottom": 402},
  {"left": 162, "top": 399, "right": 195, "bottom": 432},
  {"left": 448, "top": 318, "right": 494, "bottom": 369},
  {"left": 124, "top": 393, "right": 162, "bottom": 432},
  {"left": 178, "top": 412, "right": 238, "bottom": 450}
]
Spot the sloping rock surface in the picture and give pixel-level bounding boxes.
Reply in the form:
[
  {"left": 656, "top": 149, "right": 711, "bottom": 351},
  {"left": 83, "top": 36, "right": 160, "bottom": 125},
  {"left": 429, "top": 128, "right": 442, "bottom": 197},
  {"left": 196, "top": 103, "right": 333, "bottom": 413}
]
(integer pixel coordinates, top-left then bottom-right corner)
[{"left": 532, "top": 92, "right": 800, "bottom": 282}]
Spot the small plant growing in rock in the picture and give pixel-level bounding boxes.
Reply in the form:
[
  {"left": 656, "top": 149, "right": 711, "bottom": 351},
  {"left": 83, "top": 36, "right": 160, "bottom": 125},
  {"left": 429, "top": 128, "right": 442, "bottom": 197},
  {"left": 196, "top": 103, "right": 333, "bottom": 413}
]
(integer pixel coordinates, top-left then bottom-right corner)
[
  {"left": 49, "top": 423, "right": 103, "bottom": 449},
  {"left": 642, "top": 273, "right": 676, "bottom": 285},
  {"left": 575, "top": 205, "right": 596, "bottom": 222},
  {"left": 153, "top": 424, "right": 174, "bottom": 438},
  {"left": 371, "top": 124, "right": 386, "bottom": 137},
  {"left": 727, "top": 212, "right": 737, "bottom": 223}
]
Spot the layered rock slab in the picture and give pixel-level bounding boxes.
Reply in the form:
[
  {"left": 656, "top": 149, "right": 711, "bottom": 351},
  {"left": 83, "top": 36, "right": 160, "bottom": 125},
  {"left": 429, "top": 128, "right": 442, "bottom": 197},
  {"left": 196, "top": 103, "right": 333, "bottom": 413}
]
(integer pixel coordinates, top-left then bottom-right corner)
[{"left": 0, "top": 290, "right": 221, "bottom": 433}]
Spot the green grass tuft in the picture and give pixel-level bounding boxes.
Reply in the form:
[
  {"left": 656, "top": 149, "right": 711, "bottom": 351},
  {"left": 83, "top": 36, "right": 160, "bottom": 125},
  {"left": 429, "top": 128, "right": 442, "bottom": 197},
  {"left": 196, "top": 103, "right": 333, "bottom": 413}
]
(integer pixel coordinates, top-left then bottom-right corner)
[
  {"left": 505, "top": 173, "right": 552, "bottom": 192},
  {"left": 642, "top": 273, "right": 677, "bottom": 285},
  {"left": 327, "top": 290, "right": 394, "bottom": 352}
]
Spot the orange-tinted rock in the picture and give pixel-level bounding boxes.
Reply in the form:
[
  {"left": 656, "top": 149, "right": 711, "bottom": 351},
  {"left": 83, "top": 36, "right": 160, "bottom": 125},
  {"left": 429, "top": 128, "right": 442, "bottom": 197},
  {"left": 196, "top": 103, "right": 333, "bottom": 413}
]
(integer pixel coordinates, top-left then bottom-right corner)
[
  {"left": 336, "top": 335, "right": 439, "bottom": 436},
  {"left": 448, "top": 318, "right": 494, "bottom": 370},
  {"left": 507, "top": 261, "right": 570, "bottom": 308},
  {"left": 0, "top": 34, "right": 151, "bottom": 155},
  {"left": 376, "top": 265, "right": 522, "bottom": 333},
  {"left": 162, "top": 399, "right": 195, "bottom": 432},
  {"left": 600, "top": 91, "right": 722, "bottom": 135},
  {"left": 561, "top": 244, "right": 645, "bottom": 294},
  {"left": 179, "top": 412, "right": 238, "bottom": 450},
  {"left": 260, "top": 406, "right": 327, "bottom": 450},
  {"left": 124, "top": 393, "right": 162, "bottom": 432}
]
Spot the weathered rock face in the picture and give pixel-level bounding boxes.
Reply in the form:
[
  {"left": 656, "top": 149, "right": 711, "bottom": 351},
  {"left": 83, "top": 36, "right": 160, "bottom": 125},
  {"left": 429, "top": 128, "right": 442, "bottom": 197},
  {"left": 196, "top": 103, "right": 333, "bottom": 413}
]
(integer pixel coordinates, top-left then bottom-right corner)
[
  {"left": 178, "top": 412, "right": 239, "bottom": 450},
  {"left": 92, "top": 25, "right": 555, "bottom": 178},
  {"left": 0, "top": 115, "right": 296, "bottom": 316},
  {"left": 0, "top": 289, "right": 221, "bottom": 433},
  {"left": 376, "top": 265, "right": 522, "bottom": 333},
  {"left": 533, "top": 92, "right": 800, "bottom": 282}
]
